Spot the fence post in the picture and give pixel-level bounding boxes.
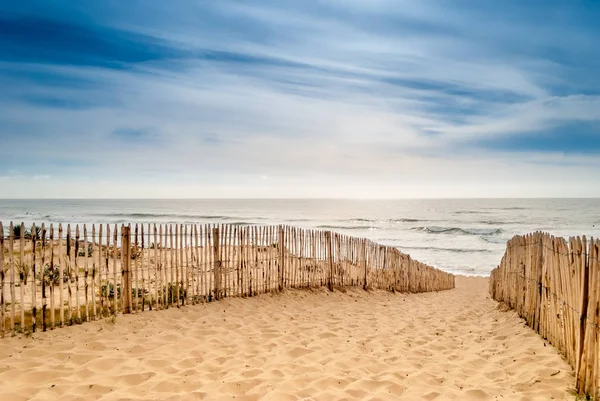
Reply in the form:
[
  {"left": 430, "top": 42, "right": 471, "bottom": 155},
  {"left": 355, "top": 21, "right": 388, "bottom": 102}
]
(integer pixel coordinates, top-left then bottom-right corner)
[
  {"left": 533, "top": 234, "right": 544, "bottom": 333},
  {"left": 279, "top": 225, "right": 285, "bottom": 292},
  {"left": 363, "top": 239, "right": 368, "bottom": 291},
  {"left": 213, "top": 227, "right": 221, "bottom": 300},
  {"left": 326, "top": 232, "right": 334, "bottom": 291},
  {"left": 31, "top": 224, "right": 37, "bottom": 332},
  {"left": 122, "top": 226, "right": 132, "bottom": 314},
  {"left": 576, "top": 237, "right": 590, "bottom": 393}
]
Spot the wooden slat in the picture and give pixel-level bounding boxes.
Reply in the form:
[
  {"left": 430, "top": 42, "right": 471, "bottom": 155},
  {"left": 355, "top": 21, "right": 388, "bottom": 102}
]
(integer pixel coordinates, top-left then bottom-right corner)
[
  {"left": 153, "top": 224, "right": 158, "bottom": 310},
  {"left": 169, "top": 224, "right": 174, "bottom": 307},
  {"left": 233, "top": 225, "right": 237, "bottom": 296},
  {"left": 91, "top": 224, "right": 96, "bottom": 321},
  {"left": 75, "top": 224, "right": 81, "bottom": 323},
  {"left": 50, "top": 224, "right": 55, "bottom": 329},
  {"left": 142, "top": 223, "right": 147, "bottom": 312},
  {"left": 157, "top": 224, "right": 163, "bottom": 309},
  {"left": 206, "top": 223, "right": 211, "bottom": 301},
  {"left": 185, "top": 224, "right": 190, "bottom": 304},
  {"left": 122, "top": 225, "right": 132, "bottom": 314},
  {"left": 58, "top": 223, "right": 64, "bottom": 327},
  {"left": 193, "top": 224, "right": 199, "bottom": 304},
  {"left": 98, "top": 224, "right": 104, "bottom": 318},
  {"left": 112, "top": 225, "right": 118, "bottom": 315},
  {"left": 31, "top": 223, "right": 37, "bottom": 333},
  {"left": 178, "top": 224, "right": 183, "bottom": 305},
  {"left": 198, "top": 224, "right": 204, "bottom": 302},
  {"left": 213, "top": 226, "right": 220, "bottom": 301},
  {"left": 19, "top": 221, "right": 25, "bottom": 330},
  {"left": 160, "top": 225, "right": 165, "bottom": 307},
  {"left": 66, "top": 224, "right": 72, "bottom": 324},
  {"left": 83, "top": 225, "right": 89, "bottom": 321},
  {"left": 178, "top": 224, "right": 182, "bottom": 305},
  {"left": 250, "top": 226, "right": 256, "bottom": 296},
  {"left": 41, "top": 223, "right": 47, "bottom": 331},
  {"left": 134, "top": 224, "right": 139, "bottom": 313},
  {"left": 238, "top": 227, "right": 243, "bottom": 296}
]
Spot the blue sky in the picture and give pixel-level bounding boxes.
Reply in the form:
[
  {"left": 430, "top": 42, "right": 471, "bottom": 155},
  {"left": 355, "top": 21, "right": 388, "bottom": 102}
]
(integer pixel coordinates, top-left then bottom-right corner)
[{"left": 0, "top": 0, "right": 599, "bottom": 198}]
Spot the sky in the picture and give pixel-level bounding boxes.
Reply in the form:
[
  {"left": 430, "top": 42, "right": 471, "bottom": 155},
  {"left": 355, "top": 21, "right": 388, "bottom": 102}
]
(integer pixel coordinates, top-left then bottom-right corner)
[{"left": 0, "top": 0, "right": 599, "bottom": 198}]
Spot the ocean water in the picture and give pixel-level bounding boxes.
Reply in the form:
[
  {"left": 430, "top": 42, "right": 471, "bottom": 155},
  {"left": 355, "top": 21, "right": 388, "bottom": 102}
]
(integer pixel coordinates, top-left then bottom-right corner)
[{"left": 0, "top": 199, "right": 598, "bottom": 276}]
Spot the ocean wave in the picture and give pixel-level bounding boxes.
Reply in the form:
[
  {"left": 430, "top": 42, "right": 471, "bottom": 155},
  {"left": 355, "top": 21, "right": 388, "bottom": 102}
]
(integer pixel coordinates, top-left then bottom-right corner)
[
  {"left": 391, "top": 218, "right": 424, "bottom": 223},
  {"left": 481, "top": 236, "right": 508, "bottom": 244},
  {"left": 317, "top": 225, "right": 375, "bottom": 230},
  {"left": 475, "top": 220, "right": 516, "bottom": 225},
  {"left": 93, "top": 213, "right": 246, "bottom": 220},
  {"left": 335, "top": 218, "right": 427, "bottom": 224},
  {"left": 412, "top": 226, "right": 503, "bottom": 236},
  {"left": 399, "top": 246, "right": 493, "bottom": 254}
]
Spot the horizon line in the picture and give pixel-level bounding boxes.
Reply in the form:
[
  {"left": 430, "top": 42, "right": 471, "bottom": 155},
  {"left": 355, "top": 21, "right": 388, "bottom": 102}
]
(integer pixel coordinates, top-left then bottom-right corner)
[{"left": 1, "top": 197, "right": 599, "bottom": 201}]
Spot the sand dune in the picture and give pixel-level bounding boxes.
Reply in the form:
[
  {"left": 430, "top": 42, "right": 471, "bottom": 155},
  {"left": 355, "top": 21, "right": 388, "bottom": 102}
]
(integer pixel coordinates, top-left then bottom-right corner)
[{"left": 0, "top": 277, "right": 573, "bottom": 400}]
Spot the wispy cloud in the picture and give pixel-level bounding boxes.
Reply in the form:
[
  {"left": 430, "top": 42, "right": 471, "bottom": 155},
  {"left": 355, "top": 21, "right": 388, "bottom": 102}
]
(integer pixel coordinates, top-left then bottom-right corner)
[{"left": 0, "top": 0, "right": 599, "bottom": 197}]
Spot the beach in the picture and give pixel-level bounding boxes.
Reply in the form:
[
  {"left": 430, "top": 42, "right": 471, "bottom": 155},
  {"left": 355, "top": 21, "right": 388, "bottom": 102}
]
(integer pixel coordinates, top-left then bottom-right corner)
[
  {"left": 1, "top": 0, "right": 595, "bottom": 398},
  {"left": 0, "top": 276, "right": 573, "bottom": 400}
]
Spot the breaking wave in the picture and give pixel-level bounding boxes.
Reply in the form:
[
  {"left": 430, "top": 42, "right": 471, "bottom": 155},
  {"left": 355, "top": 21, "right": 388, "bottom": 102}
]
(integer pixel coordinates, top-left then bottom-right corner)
[{"left": 412, "top": 226, "right": 503, "bottom": 236}]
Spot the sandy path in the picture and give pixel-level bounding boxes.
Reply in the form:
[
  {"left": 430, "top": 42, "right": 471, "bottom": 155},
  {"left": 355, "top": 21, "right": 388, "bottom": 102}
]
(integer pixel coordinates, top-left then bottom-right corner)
[{"left": 0, "top": 277, "right": 574, "bottom": 400}]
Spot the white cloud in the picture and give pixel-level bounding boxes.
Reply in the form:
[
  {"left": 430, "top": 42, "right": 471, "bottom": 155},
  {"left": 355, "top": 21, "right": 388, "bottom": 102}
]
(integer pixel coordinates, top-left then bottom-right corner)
[{"left": 1, "top": 1, "right": 598, "bottom": 197}]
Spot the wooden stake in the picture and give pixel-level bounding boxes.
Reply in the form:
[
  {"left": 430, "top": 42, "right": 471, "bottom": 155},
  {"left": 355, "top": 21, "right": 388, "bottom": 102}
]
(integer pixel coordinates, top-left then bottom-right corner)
[
  {"left": 169, "top": 224, "right": 174, "bottom": 307},
  {"left": 30, "top": 223, "right": 37, "bottom": 333},
  {"left": 122, "top": 225, "right": 132, "bottom": 314},
  {"left": 179, "top": 224, "right": 184, "bottom": 305},
  {"left": 58, "top": 223, "right": 64, "bottom": 327},
  {"left": 112, "top": 225, "right": 118, "bottom": 315},
  {"left": 19, "top": 221, "right": 25, "bottom": 330},
  {"left": 66, "top": 224, "right": 73, "bottom": 324},
  {"left": 40, "top": 223, "right": 47, "bottom": 331},
  {"left": 326, "top": 231, "right": 334, "bottom": 291},
  {"left": 193, "top": 225, "right": 199, "bottom": 304},
  {"left": 213, "top": 226, "right": 221, "bottom": 301},
  {"left": 100, "top": 224, "right": 105, "bottom": 318},
  {"left": 75, "top": 225, "right": 81, "bottom": 323},
  {"left": 364, "top": 239, "right": 368, "bottom": 290},
  {"left": 185, "top": 224, "right": 190, "bottom": 304},
  {"left": 91, "top": 224, "right": 96, "bottom": 320},
  {"left": 134, "top": 224, "right": 139, "bottom": 312},
  {"left": 50, "top": 224, "right": 55, "bottom": 329},
  {"left": 83, "top": 225, "right": 89, "bottom": 321},
  {"left": 279, "top": 225, "right": 284, "bottom": 292},
  {"left": 154, "top": 224, "right": 158, "bottom": 310},
  {"left": 198, "top": 225, "right": 205, "bottom": 302},
  {"left": 142, "top": 223, "right": 146, "bottom": 311}
]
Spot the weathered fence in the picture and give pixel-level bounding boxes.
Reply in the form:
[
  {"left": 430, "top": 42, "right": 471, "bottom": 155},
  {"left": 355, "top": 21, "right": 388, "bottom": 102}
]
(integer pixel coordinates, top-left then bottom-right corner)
[
  {"left": 489, "top": 232, "right": 600, "bottom": 397},
  {"left": 0, "top": 222, "right": 454, "bottom": 338}
]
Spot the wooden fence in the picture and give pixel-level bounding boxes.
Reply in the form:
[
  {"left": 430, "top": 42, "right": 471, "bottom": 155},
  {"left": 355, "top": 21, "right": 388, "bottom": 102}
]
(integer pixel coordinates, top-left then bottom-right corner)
[
  {"left": 489, "top": 232, "right": 600, "bottom": 397},
  {"left": 0, "top": 222, "right": 454, "bottom": 338}
]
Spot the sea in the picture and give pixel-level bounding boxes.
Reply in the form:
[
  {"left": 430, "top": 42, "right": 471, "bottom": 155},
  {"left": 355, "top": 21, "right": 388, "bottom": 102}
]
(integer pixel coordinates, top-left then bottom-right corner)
[{"left": 1, "top": 199, "right": 598, "bottom": 277}]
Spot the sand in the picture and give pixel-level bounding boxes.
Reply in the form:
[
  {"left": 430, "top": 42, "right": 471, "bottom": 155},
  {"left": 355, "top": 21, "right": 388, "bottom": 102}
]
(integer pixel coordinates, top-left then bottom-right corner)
[{"left": 0, "top": 277, "right": 574, "bottom": 400}]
